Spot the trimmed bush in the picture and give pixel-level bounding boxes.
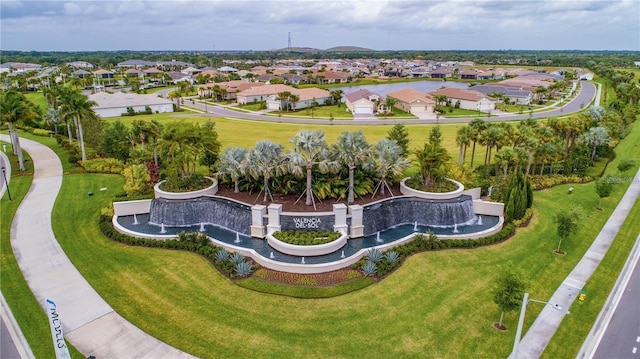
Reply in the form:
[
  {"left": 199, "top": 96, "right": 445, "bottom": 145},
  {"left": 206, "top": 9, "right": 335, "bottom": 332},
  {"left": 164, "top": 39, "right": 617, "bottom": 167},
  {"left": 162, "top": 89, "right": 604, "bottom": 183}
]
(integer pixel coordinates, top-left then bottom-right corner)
[
  {"left": 80, "top": 158, "right": 124, "bottom": 174},
  {"left": 272, "top": 230, "right": 341, "bottom": 246}
]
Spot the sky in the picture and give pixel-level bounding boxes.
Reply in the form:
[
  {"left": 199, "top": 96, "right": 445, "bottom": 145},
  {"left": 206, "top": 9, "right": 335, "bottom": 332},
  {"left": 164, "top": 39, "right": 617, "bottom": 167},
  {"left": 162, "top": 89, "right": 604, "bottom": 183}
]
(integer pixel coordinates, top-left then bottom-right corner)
[{"left": 1, "top": 0, "right": 639, "bottom": 52}]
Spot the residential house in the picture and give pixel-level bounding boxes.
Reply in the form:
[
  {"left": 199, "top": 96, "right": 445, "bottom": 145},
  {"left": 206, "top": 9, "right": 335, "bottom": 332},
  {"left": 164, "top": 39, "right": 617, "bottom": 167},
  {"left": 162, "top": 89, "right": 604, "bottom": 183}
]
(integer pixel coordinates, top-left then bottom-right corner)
[
  {"left": 117, "top": 59, "right": 155, "bottom": 69},
  {"left": 344, "top": 89, "right": 383, "bottom": 115},
  {"left": 166, "top": 72, "right": 192, "bottom": 84},
  {"left": 386, "top": 89, "right": 436, "bottom": 115},
  {"left": 430, "top": 68, "right": 453, "bottom": 79},
  {"left": 93, "top": 69, "right": 114, "bottom": 79},
  {"left": 198, "top": 80, "right": 264, "bottom": 100},
  {"left": 66, "top": 61, "right": 94, "bottom": 69},
  {"left": 316, "top": 71, "right": 350, "bottom": 84},
  {"left": 89, "top": 92, "right": 174, "bottom": 118},
  {"left": 218, "top": 66, "right": 239, "bottom": 73},
  {"left": 73, "top": 69, "right": 92, "bottom": 78},
  {"left": 429, "top": 87, "right": 497, "bottom": 112},
  {"left": 265, "top": 87, "right": 331, "bottom": 111},
  {"left": 470, "top": 85, "right": 532, "bottom": 105},
  {"left": 236, "top": 84, "right": 296, "bottom": 104},
  {"left": 236, "top": 84, "right": 330, "bottom": 110},
  {"left": 458, "top": 69, "right": 478, "bottom": 80}
]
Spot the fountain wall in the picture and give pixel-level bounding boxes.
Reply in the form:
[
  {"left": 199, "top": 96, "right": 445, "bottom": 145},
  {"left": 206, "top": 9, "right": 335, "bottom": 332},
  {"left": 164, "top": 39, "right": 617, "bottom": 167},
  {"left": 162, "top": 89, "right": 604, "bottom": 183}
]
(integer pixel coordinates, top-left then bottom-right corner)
[
  {"left": 362, "top": 195, "right": 476, "bottom": 236},
  {"left": 149, "top": 196, "right": 251, "bottom": 235}
]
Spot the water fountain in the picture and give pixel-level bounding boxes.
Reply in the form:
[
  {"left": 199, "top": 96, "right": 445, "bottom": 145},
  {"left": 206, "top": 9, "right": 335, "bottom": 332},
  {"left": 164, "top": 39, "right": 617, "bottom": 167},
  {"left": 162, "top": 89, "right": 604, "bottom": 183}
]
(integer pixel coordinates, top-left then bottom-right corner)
[
  {"left": 149, "top": 197, "right": 251, "bottom": 235},
  {"left": 414, "top": 221, "right": 418, "bottom": 231},
  {"left": 269, "top": 251, "right": 275, "bottom": 259},
  {"left": 477, "top": 215, "right": 483, "bottom": 226},
  {"left": 133, "top": 213, "right": 139, "bottom": 225},
  {"left": 362, "top": 196, "right": 475, "bottom": 236},
  {"left": 199, "top": 222, "right": 205, "bottom": 232},
  {"left": 301, "top": 257, "right": 306, "bottom": 264},
  {"left": 340, "top": 250, "right": 345, "bottom": 258},
  {"left": 453, "top": 224, "right": 459, "bottom": 234},
  {"left": 234, "top": 233, "right": 241, "bottom": 243},
  {"left": 160, "top": 223, "right": 166, "bottom": 234},
  {"left": 376, "top": 231, "right": 383, "bottom": 243},
  {"left": 488, "top": 186, "right": 493, "bottom": 197}
]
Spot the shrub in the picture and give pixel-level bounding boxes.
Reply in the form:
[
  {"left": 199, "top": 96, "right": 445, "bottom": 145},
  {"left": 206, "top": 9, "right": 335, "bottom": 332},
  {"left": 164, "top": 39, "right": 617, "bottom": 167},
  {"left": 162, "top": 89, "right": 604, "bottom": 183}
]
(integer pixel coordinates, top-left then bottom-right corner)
[
  {"left": 32, "top": 128, "right": 52, "bottom": 137},
  {"left": 80, "top": 158, "right": 125, "bottom": 174},
  {"left": 234, "top": 261, "right": 252, "bottom": 277},
  {"left": 362, "top": 261, "right": 377, "bottom": 277},
  {"left": 366, "top": 248, "right": 383, "bottom": 263},
  {"left": 272, "top": 230, "right": 341, "bottom": 246},
  {"left": 617, "top": 158, "right": 636, "bottom": 172},
  {"left": 295, "top": 276, "right": 318, "bottom": 286},
  {"left": 214, "top": 249, "right": 229, "bottom": 262},
  {"left": 384, "top": 251, "right": 399, "bottom": 264},
  {"left": 230, "top": 252, "right": 244, "bottom": 265}
]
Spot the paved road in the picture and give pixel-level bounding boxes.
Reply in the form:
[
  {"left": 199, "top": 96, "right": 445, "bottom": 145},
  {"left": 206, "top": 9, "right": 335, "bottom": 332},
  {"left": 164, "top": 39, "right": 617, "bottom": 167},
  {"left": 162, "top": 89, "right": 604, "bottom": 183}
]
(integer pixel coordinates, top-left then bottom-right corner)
[
  {"left": 160, "top": 81, "right": 596, "bottom": 125},
  {"left": 590, "top": 233, "right": 640, "bottom": 359}
]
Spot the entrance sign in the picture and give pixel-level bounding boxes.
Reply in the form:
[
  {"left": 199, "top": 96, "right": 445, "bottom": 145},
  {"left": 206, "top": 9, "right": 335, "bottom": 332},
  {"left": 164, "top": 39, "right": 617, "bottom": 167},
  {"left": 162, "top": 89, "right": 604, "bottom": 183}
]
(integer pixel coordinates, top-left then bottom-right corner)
[{"left": 45, "top": 299, "right": 71, "bottom": 359}]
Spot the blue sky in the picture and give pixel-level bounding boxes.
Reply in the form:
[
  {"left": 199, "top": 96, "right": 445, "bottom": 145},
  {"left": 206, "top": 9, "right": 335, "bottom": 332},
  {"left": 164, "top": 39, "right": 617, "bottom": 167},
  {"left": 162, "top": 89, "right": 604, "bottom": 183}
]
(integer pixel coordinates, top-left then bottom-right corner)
[{"left": 1, "top": 0, "right": 639, "bottom": 51}]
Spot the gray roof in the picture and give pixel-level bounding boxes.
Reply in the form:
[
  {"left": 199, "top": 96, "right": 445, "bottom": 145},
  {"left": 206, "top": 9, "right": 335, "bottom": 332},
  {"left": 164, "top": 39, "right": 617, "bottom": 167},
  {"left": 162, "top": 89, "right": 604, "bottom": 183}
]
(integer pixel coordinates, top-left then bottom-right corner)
[
  {"left": 470, "top": 85, "right": 532, "bottom": 98},
  {"left": 89, "top": 92, "right": 173, "bottom": 109}
]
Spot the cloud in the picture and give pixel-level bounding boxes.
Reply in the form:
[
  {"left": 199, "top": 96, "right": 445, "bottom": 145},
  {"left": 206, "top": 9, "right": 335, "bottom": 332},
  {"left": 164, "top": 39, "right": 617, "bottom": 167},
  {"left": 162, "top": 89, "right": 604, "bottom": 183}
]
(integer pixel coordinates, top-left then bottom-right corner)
[{"left": 1, "top": 0, "right": 638, "bottom": 51}]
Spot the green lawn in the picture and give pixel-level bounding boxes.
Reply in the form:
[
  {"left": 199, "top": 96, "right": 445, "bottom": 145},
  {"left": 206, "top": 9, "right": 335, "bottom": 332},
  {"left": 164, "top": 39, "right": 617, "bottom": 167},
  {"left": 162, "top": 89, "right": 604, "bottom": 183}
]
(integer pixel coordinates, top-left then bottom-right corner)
[
  {"left": 39, "top": 120, "right": 639, "bottom": 358},
  {"left": 24, "top": 92, "right": 48, "bottom": 113},
  {"left": 47, "top": 169, "right": 637, "bottom": 358}
]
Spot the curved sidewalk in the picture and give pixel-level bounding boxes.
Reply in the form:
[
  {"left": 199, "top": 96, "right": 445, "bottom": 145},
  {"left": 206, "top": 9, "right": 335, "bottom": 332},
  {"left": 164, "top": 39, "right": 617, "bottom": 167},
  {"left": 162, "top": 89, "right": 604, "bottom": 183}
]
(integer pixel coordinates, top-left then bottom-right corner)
[{"left": 4, "top": 135, "right": 195, "bottom": 358}]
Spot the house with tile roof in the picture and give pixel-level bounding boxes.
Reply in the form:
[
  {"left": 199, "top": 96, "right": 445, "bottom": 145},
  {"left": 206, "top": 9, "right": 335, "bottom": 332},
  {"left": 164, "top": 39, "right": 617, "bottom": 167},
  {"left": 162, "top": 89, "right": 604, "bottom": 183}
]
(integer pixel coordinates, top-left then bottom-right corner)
[
  {"left": 89, "top": 92, "right": 174, "bottom": 118},
  {"left": 344, "top": 89, "right": 383, "bottom": 115},
  {"left": 386, "top": 89, "right": 436, "bottom": 115},
  {"left": 264, "top": 87, "right": 332, "bottom": 111},
  {"left": 429, "top": 87, "right": 496, "bottom": 111},
  {"left": 93, "top": 69, "right": 115, "bottom": 79}
]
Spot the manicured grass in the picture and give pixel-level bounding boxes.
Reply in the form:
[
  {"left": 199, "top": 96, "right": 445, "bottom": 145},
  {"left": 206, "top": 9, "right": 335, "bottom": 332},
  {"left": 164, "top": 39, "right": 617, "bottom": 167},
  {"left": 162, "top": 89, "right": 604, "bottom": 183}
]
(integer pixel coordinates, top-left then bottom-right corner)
[
  {"left": 103, "top": 113, "right": 490, "bottom": 167},
  {"left": 45, "top": 119, "right": 639, "bottom": 358},
  {"left": 0, "top": 157, "right": 84, "bottom": 358},
  {"left": 24, "top": 92, "right": 48, "bottom": 113},
  {"left": 236, "top": 276, "right": 375, "bottom": 298}
]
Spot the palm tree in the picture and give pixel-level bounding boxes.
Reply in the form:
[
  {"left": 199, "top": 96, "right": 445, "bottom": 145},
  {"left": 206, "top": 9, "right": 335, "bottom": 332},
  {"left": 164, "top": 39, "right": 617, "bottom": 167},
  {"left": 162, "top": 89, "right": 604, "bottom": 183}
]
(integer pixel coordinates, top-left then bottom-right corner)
[
  {"left": 215, "top": 147, "right": 248, "bottom": 193},
  {"left": 276, "top": 91, "right": 292, "bottom": 112},
  {"left": 246, "top": 140, "right": 284, "bottom": 203},
  {"left": 330, "top": 89, "right": 344, "bottom": 106},
  {"left": 371, "top": 139, "right": 410, "bottom": 198},
  {"left": 414, "top": 142, "right": 451, "bottom": 189},
  {"left": 494, "top": 148, "right": 516, "bottom": 176},
  {"left": 286, "top": 130, "right": 338, "bottom": 208},
  {"left": 333, "top": 131, "right": 373, "bottom": 204},
  {"left": 455, "top": 126, "right": 472, "bottom": 165},
  {"left": 1, "top": 89, "right": 39, "bottom": 171},
  {"left": 468, "top": 118, "right": 487, "bottom": 168},
  {"left": 58, "top": 88, "right": 97, "bottom": 161},
  {"left": 480, "top": 124, "right": 506, "bottom": 169},
  {"left": 581, "top": 127, "right": 611, "bottom": 161}
]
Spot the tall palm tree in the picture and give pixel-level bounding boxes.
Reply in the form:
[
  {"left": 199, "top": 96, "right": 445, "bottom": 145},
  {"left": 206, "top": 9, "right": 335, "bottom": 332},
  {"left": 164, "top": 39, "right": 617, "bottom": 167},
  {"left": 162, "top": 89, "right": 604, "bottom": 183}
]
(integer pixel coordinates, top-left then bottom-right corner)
[
  {"left": 1, "top": 89, "right": 39, "bottom": 171},
  {"left": 480, "top": 124, "right": 506, "bottom": 169},
  {"left": 371, "top": 139, "right": 410, "bottom": 198},
  {"left": 286, "top": 130, "right": 338, "bottom": 208},
  {"left": 58, "top": 88, "right": 97, "bottom": 161},
  {"left": 246, "top": 140, "right": 284, "bottom": 203},
  {"left": 468, "top": 118, "right": 487, "bottom": 168},
  {"left": 215, "top": 147, "right": 248, "bottom": 193},
  {"left": 581, "top": 127, "right": 611, "bottom": 161},
  {"left": 333, "top": 131, "right": 373, "bottom": 204},
  {"left": 455, "top": 126, "right": 472, "bottom": 165}
]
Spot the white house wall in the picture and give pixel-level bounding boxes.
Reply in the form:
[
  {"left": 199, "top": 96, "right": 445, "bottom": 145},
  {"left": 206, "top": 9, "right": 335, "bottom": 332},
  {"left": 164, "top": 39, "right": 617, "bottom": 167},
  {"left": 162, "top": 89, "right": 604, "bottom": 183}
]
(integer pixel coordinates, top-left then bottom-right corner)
[{"left": 95, "top": 104, "right": 174, "bottom": 118}]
